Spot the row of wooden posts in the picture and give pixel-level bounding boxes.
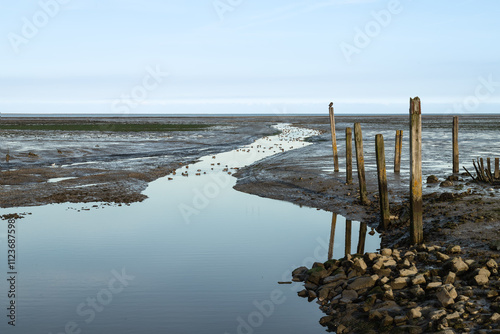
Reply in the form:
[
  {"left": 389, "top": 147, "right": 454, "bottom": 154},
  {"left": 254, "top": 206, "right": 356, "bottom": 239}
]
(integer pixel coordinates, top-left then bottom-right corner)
[
  {"left": 328, "top": 97, "right": 424, "bottom": 244},
  {"left": 327, "top": 213, "right": 368, "bottom": 260}
]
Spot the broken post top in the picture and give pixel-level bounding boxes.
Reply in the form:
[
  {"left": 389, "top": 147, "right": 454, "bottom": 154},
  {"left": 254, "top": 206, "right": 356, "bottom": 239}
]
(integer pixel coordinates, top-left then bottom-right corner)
[
  {"left": 410, "top": 97, "right": 421, "bottom": 115},
  {"left": 329, "top": 102, "right": 333, "bottom": 107}
]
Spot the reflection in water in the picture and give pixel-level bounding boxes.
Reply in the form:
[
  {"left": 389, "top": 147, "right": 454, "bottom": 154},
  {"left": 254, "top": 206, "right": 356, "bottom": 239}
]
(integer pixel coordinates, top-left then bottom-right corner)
[{"left": 327, "top": 213, "right": 371, "bottom": 260}]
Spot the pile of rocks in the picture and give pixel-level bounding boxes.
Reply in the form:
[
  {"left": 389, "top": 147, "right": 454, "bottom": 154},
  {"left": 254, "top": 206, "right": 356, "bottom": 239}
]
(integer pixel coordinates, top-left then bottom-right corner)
[{"left": 293, "top": 245, "right": 499, "bottom": 333}]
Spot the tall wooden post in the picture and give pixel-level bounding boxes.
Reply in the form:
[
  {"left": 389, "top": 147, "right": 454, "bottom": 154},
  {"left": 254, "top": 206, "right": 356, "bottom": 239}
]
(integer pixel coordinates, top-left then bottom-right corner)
[
  {"left": 410, "top": 97, "right": 423, "bottom": 244},
  {"left": 329, "top": 103, "right": 339, "bottom": 172},
  {"left": 394, "top": 130, "right": 403, "bottom": 173},
  {"left": 487, "top": 158, "right": 491, "bottom": 174},
  {"left": 354, "top": 123, "right": 368, "bottom": 205},
  {"left": 357, "top": 222, "right": 367, "bottom": 255},
  {"left": 453, "top": 116, "right": 459, "bottom": 174},
  {"left": 345, "top": 219, "right": 352, "bottom": 257},
  {"left": 375, "top": 134, "right": 390, "bottom": 229},
  {"left": 328, "top": 214, "right": 337, "bottom": 260},
  {"left": 495, "top": 158, "right": 499, "bottom": 179},
  {"left": 346, "top": 127, "right": 353, "bottom": 184}
]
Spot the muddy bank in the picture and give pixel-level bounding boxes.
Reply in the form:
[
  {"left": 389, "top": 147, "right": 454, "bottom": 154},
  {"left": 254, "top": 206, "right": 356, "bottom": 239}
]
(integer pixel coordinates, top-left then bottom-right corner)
[{"left": 0, "top": 116, "right": 282, "bottom": 207}]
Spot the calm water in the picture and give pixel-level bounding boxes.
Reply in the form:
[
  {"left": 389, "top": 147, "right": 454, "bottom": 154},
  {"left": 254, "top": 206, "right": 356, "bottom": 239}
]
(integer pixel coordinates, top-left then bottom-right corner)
[{"left": 0, "top": 124, "right": 380, "bottom": 333}]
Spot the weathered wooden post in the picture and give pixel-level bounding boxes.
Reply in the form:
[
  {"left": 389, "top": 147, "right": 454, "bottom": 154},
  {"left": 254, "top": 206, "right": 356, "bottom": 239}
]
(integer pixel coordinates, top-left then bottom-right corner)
[
  {"left": 329, "top": 102, "right": 339, "bottom": 172},
  {"left": 354, "top": 123, "right": 369, "bottom": 205},
  {"left": 394, "top": 130, "right": 403, "bottom": 173},
  {"left": 487, "top": 158, "right": 491, "bottom": 175},
  {"left": 410, "top": 97, "right": 423, "bottom": 244},
  {"left": 357, "top": 222, "right": 367, "bottom": 255},
  {"left": 346, "top": 127, "right": 353, "bottom": 184},
  {"left": 453, "top": 116, "right": 459, "bottom": 174},
  {"left": 375, "top": 134, "right": 390, "bottom": 229},
  {"left": 345, "top": 219, "right": 352, "bottom": 257},
  {"left": 495, "top": 158, "right": 499, "bottom": 179},
  {"left": 328, "top": 213, "right": 337, "bottom": 260}
]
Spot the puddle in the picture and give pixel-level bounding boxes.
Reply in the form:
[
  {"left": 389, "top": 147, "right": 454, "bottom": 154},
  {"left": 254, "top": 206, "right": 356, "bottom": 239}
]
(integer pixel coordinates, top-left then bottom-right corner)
[{"left": 0, "top": 124, "right": 380, "bottom": 333}]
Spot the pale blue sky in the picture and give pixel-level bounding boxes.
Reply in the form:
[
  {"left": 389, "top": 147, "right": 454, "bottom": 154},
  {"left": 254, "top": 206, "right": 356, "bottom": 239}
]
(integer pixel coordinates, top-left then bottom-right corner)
[{"left": 1, "top": 0, "right": 499, "bottom": 114}]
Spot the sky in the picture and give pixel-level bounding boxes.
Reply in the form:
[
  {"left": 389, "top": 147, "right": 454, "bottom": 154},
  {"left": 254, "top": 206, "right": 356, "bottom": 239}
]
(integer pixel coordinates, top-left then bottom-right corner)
[{"left": 0, "top": 0, "right": 499, "bottom": 115}]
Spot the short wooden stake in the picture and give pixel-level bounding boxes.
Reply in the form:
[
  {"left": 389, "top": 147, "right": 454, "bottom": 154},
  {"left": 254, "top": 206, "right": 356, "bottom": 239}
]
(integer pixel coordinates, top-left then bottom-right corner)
[
  {"left": 357, "top": 222, "right": 367, "bottom": 255},
  {"left": 345, "top": 219, "right": 352, "bottom": 257},
  {"left": 409, "top": 97, "right": 423, "bottom": 244},
  {"left": 375, "top": 134, "right": 390, "bottom": 229},
  {"left": 354, "top": 123, "right": 368, "bottom": 205},
  {"left": 328, "top": 214, "right": 337, "bottom": 260},
  {"left": 346, "top": 127, "right": 353, "bottom": 184},
  {"left": 329, "top": 103, "right": 339, "bottom": 172},
  {"left": 394, "top": 130, "right": 403, "bottom": 173},
  {"left": 453, "top": 116, "right": 459, "bottom": 174},
  {"left": 495, "top": 158, "right": 499, "bottom": 179}
]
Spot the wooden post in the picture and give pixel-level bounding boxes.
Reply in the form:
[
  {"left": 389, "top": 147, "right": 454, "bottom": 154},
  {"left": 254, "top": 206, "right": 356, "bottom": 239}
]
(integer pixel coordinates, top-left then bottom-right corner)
[
  {"left": 345, "top": 219, "right": 352, "bottom": 257},
  {"left": 394, "top": 130, "right": 402, "bottom": 173},
  {"left": 357, "top": 222, "right": 367, "bottom": 255},
  {"left": 375, "top": 134, "right": 390, "bottom": 229},
  {"left": 328, "top": 214, "right": 337, "bottom": 260},
  {"left": 354, "top": 123, "right": 369, "bottom": 205},
  {"left": 329, "top": 103, "right": 339, "bottom": 172},
  {"left": 487, "top": 158, "right": 491, "bottom": 175},
  {"left": 346, "top": 127, "right": 353, "bottom": 184},
  {"left": 453, "top": 116, "right": 459, "bottom": 174},
  {"left": 409, "top": 97, "right": 423, "bottom": 244},
  {"left": 495, "top": 158, "right": 499, "bottom": 179}
]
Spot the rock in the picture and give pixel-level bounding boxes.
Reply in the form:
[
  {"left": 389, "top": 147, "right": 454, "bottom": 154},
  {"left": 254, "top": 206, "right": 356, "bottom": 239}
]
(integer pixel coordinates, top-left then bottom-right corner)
[
  {"left": 391, "top": 277, "right": 409, "bottom": 290},
  {"left": 307, "top": 267, "right": 328, "bottom": 285},
  {"left": 364, "top": 252, "right": 378, "bottom": 262},
  {"left": 486, "top": 259, "right": 498, "bottom": 269},
  {"left": 487, "top": 289, "right": 499, "bottom": 298},
  {"left": 489, "top": 240, "right": 500, "bottom": 251},
  {"left": 373, "top": 300, "right": 402, "bottom": 316},
  {"left": 409, "top": 285, "right": 425, "bottom": 298},
  {"left": 473, "top": 274, "right": 489, "bottom": 286},
  {"left": 308, "top": 290, "right": 317, "bottom": 299},
  {"left": 427, "top": 175, "right": 439, "bottom": 183},
  {"left": 400, "top": 266, "right": 418, "bottom": 277},
  {"left": 398, "top": 325, "right": 423, "bottom": 334},
  {"left": 448, "top": 245, "right": 461, "bottom": 253},
  {"left": 436, "top": 285, "right": 457, "bottom": 307},
  {"left": 304, "top": 282, "right": 318, "bottom": 290},
  {"left": 450, "top": 257, "right": 469, "bottom": 274},
  {"left": 436, "top": 252, "right": 450, "bottom": 261},
  {"left": 297, "top": 289, "right": 308, "bottom": 297},
  {"left": 380, "top": 248, "right": 392, "bottom": 256},
  {"left": 440, "top": 180, "right": 454, "bottom": 187},
  {"left": 319, "top": 315, "right": 334, "bottom": 326},
  {"left": 317, "top": 287, "right": 331, "bottom": 301},
  {"left": 381, "top": 315, "right": 393, "bottom": 326},
  {"left": 412, "top": 274, "right": 426, "bottom": 285},
  {"left": 292, "top": 266, "right": 308, "bottom": 276},
  {"left": 427, "top": 282, "right": 443, "bottom": 289},
  {"left": 323, "top": 272, "right": 347, "bottom": 284},
  {"left": 409, "top": 307, "right": 422, "bottom": 319},
  {"left": 394, "top": 315, "right": 407, "bottom": 325},
  {"left": 336, "top": 324, "right": 347, "bottom": 333},
  {"left": 477, "top": 267, "right": 491, "bottom": 278},
  {"left": 340, "top": 289, "right": 358, "bottom": 303},
  {"left": 429, "top": 309, "right": 447, "bottom": 320},
  {"left": 353, "top": 258, "right": 367, "bottom": 274},
  {"left": 348, "top": 275, "right": 377, "bottom": 291},
  {"left": 491, "top": 313, "right": 500, "bottom": 322},
  {"left": 443, "top": 272, "right": 456, "bottom": 284},
  {"left": 446, "top": 311, "right": 460, "bottom": 320}
]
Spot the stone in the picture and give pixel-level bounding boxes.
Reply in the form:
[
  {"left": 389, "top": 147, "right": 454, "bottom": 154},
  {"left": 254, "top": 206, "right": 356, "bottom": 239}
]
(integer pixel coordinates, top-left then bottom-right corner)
[
  {"left": 486, "top": 259, "right": 498, "bottom": 269},
  {"left": 477, "top": 267, "right": 491, "bottom": 278},
  {"left": 409, "top": 285, "right": 425, "bottom": 298},
  {"left": 353, "top": 258, "right": 367, "bottom": 274},
  {"left": 394, "top": 315, "right": 407, "bottom": 325},
  {"left": 429, "top": 309, "right": 447, "bottom": 320},
  {"left": 440, "top": 180, "right": 453, "bottom": 187},
  {"left": 400, "top": 266, "right": 418, "bottom": 277},
  {"left": 474, "top": 274, "right": 489, "bottom": 286},
  {"left": 307, "top": 267, "right": 328, "bottom": 285},
  {"left": 365, "top": 252, "right": 378, "bottom": 262},
  {"left": 448, "top": 245, "right": 461, "bottom": 253},
  {"left": 340, "top": 289, "right": 358, "bottom": 303},
  {"left": 427, "top": 282, "right": 443, "bottom": 289},
  {"left": 491, "top": 313, "right": 500, "bottom": 322},
  {"left": 292, "top": 266, "right": 308, "bottom": 277},
  {"left": 373, "top": 300, "right": 402, "bottom": 316},
  {"left": 297, "top": 289, "right": 308, "bottom": 297},
  {"left": 323, "top": 272, "right": 347, "bottom": 284},
  {"left": 427, "top": 175, "right": 439, "bottom": 183},
  {"left": 487, "top": 289, "right": 499, "bottom": 298},
  {"left": 381, "top": 315, "right": 393, "bottom": 326},
  {"left": 450, "top": 257, "right": 469, "bottom": 274},
  {"left": 348, "top": 276, "right": 377, "bottom": 291},
  {"left": 446, "top": 311, "right": 460, "bottom": 320},
  {"left": 318, "top": 287, "right": 331, "bottom": 301},
  {"left": 380, "top": 248, "right": 392, "bottom": 256},
  {"left": 436, "top": 285, "right": 457, "bottom": 307},
  {"left": 319, "top": 315, "right": 334, "bottom": 326},
  {"left": 443, "top": 272, "right": 456, "bottom": 284},
  {"left": 412, "top": 274, "right": 426, "bottom": 285},
  {"left": 337, "top": 324, "right": 347, "bottom": 333},
  {"left": 304, "top": 282, "right": 318, "bottom": 290},
  {"left": 409, "top": 307, "right": 422, "bottom": 319},
  {"left": 436, "top": 252, "right": 450, "bottom": 261},
  {"left": 391, "top": 277, "right": 409, "bottom": 290}
]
